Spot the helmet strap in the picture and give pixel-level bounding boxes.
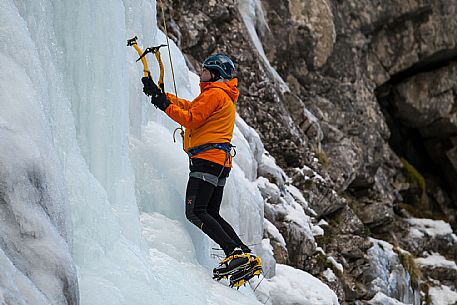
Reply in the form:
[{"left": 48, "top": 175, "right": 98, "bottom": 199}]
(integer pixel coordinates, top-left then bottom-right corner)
[{"left": 209, "top": 70, "right": 221, "bottom": 82}]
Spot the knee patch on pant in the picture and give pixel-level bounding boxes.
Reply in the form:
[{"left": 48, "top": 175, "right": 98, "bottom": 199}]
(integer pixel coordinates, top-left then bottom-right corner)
[{"left": 185, "top": 194, "right": 203, "bottom": 227}]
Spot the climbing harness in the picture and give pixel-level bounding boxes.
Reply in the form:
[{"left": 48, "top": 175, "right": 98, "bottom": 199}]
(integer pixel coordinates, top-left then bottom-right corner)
[
  {"left": 188, "top": 143, "right": 237, "bottom": 179},
  {"left": 187, "top": 143, "right": 236, "bottom": 158}
]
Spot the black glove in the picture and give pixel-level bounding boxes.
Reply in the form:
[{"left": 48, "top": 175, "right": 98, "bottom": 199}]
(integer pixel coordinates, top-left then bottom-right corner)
[
  {"left": 141, "top": 77, "right": 170, "bottom": 111},
  {"left": 151, "top": 92, "right": 170, "bottom": 111},
  {"left": 142, "top": 76, "right": 160, "bottom": 96}
]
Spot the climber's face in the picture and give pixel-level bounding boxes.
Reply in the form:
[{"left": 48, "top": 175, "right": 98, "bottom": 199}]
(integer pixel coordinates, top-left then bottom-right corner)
[{"left": 199, "top": 68, "right": 212, "bottom": 82}]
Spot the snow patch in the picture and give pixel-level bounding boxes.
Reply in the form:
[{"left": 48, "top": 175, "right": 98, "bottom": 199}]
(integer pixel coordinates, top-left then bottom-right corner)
[
  {"left": 429, "top": 285, "right": 457, "bottom": 305},
  {"left": 415, "top": 253, "right": 457, "bottom": 270},
  {"left": 327, "top": 256, "right": 344, "bottom": 273},
  {"left": 312, "top": 224, "right": 325, "bottom": 236},
  {"left": 318, "top": 219, "right": 329, "bottom": 226},
  {"left": 323, "top": 268, "right": 337, "bottom": 282},
  {"left": 253, "top": 264, "right": 339, "bottom": 305},
  {"left": 368, "top": 292, "right": 412, "bottom": 305},
  {"left": 407, "top": 218, "right": 457, "bottom": 241},
  {"left": 258, "top": 153, "right": 287, "bottom": 189},
  {"left": 264, "top": 219, "right": 286, "bottom": 248}
]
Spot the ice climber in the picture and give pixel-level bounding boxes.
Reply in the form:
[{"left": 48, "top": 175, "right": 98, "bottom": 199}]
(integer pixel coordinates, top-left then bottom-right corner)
[{"left": 141, "top": 54, "right": 262, "bottom": 287}]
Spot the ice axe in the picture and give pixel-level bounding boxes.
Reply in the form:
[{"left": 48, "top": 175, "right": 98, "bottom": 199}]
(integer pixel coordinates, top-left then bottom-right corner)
[{"left": 136, "top": 44, "right": 167, "bottom": 92}]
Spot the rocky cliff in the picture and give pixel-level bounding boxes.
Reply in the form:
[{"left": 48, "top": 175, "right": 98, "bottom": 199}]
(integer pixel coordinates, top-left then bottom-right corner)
[{"left": 159, "top": 0, "right": 457, "bottom": 304}]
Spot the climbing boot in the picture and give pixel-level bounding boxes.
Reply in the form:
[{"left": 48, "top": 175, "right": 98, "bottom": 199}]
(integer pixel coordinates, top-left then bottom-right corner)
[
  {"left": 229, "top": 254, "right": 263, "bottom": 289},
  {"left": 213, "top": 248, "right": 250, "bottom": 280}
]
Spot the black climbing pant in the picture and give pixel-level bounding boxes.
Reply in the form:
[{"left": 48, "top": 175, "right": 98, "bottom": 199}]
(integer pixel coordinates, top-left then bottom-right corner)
[{"left": 185, "top": 159, "right": 250, "bottom": 255}]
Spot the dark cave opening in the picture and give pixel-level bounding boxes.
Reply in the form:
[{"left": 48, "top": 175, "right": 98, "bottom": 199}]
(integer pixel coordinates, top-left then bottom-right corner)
[
  {"left": 377, "top": 87, "right": 457, "bottom": 223},
  {"left": 375, "top": 59, "right": 457, "bottom": 225}
]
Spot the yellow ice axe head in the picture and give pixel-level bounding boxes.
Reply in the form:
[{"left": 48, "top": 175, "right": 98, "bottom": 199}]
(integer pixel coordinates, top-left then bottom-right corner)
[{"left": 127, "top": 36, "right": 150, "bottom": 78}]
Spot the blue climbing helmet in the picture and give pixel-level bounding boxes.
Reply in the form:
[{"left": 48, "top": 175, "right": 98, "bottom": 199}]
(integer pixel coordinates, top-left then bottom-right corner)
[{"left": 202, "top": 54, "right": 236, "bottom": 79}]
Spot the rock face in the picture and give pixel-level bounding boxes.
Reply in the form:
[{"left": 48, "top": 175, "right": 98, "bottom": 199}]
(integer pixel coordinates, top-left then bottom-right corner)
[{"left": 160, "top": 0, "right": 457, "bottom": 303}]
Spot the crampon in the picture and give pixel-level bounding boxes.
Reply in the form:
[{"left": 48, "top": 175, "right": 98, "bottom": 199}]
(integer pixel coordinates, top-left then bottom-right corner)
[{"left": 213, "top": 253, "right": 263, "bottom": 289}]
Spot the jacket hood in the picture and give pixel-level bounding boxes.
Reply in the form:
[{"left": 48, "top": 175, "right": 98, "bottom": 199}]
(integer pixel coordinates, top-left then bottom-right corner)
[{"left": 200, "top": 78, "right": 239, "bottom": 102}]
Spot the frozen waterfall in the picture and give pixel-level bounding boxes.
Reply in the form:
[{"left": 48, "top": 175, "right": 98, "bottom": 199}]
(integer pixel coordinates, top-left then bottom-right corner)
[{"left": 0, "top": 1, "right": 339, "bottom": 305}]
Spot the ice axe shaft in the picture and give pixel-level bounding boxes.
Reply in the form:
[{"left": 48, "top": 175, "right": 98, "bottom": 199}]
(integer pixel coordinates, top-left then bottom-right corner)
[{"left": 136, "top": 45, "right": 167, "bottom": 91}]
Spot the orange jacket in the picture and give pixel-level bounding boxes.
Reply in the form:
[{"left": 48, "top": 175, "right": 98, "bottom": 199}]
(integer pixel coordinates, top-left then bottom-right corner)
[{"left": 165, "top": 78, "right": 239, "bottom": 167}]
